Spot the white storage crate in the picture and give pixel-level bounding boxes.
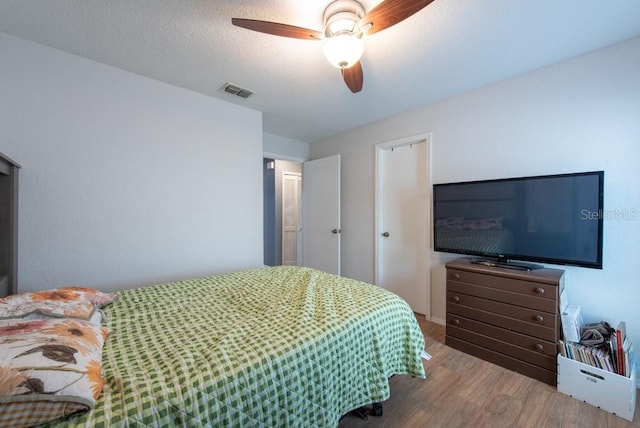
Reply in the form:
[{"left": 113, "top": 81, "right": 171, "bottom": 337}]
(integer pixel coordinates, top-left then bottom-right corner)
[{"left": 557, "top": 355, "right": 636, "bottom": 421}]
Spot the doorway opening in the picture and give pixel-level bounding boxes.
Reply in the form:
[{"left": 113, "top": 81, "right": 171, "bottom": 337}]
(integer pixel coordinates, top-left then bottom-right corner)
[{"left": 263, "top": 158, "right": 302, "bottom": 266}]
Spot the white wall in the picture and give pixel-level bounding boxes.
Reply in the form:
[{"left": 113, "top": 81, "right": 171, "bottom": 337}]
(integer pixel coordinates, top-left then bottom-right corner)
[
  {"left": 310, "top": 37, "right": 640, "bottom": 349},
  {"left": 263, "top": 132, "right": 309, "bottom": 162},
  {"left": 0, "top": 33, "right": 264, "bottom": 292}
]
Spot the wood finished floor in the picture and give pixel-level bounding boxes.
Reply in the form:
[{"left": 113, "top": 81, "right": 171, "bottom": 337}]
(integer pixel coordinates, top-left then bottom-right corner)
[{"left": 339, "top": 315, "right": 639, "bottom": 428}]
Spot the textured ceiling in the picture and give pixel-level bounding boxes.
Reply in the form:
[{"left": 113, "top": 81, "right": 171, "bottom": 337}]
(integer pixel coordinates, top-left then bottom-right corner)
[{"left": 1, "top": 0, "right": 640, "bottom": 143}]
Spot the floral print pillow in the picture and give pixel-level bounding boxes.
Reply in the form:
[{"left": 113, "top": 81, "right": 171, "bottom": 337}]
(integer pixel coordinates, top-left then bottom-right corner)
[
  {"left": 0, "top": 318, "right": 109, "bottom": 427},
  {"left": 0, "top": 287, "right": 117, "bottom": 321}
]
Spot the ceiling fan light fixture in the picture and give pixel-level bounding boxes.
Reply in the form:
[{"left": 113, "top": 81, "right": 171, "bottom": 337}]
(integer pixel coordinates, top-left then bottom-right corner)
[
  {"left": 232, "top": 0, "right": 436, "bottom": 92},
  {"left": 323, "top": 33, "right": 364, "bottom": 69}
]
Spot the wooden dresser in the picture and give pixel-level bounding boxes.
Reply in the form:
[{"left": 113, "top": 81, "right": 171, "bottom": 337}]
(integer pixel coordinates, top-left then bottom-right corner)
[{"left": 445, "top": 258, "right": 564, "bottom": 386}]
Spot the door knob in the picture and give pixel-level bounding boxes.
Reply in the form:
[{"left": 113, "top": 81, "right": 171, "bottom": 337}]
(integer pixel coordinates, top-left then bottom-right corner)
[{"left": 381, "top": 232, "right": 390, "bottom": 237}]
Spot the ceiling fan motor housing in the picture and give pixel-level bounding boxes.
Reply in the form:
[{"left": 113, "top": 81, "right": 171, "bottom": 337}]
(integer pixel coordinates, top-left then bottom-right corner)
[{"left": 323, "top": 0, "right": 366, "bottom": 38}]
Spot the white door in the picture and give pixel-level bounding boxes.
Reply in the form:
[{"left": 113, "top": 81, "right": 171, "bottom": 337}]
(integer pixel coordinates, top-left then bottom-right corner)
[
  {"left": 282, "top": 172, "right": 302, "bottom": 266},
  {"left": 376, "top": 136, "right": 431, "bottom": 316},
  {"left": 302, "top": 155, "right": 341, "bottom": 275}
]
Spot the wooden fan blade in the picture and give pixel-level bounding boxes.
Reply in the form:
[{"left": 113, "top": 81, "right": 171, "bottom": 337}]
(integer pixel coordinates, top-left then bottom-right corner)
[
  {"left": 360, "top": 0, "right": 436, "bottom": 36},
  {"left": 342, "top": 62, "right": 364, "bottom": 93},
  {"left": 232, "top": 18, "right": 323, "bottom": 40}
]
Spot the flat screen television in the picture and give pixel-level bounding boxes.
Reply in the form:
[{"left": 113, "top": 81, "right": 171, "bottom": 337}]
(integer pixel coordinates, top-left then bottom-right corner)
[{"left": 433, "top": 171, "right": 604, "bottom": 270}]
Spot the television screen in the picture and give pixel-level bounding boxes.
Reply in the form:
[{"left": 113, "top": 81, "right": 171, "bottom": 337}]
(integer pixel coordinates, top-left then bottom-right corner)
[{"left": 433, "top": 171, "right": 604, "bottom": 269}]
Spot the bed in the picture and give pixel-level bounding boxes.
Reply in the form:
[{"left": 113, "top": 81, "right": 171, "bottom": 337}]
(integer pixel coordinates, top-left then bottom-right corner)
[{"left": 0, "top": 266, "right": 426, "bottom": 427}]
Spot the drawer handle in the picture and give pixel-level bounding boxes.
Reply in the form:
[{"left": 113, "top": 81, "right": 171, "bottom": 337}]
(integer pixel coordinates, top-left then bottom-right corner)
[
  {"left": 534, "top": 314, "right": 544, "bottom": 322},
  {"left": 451, "top": 319, "right": 460, "bottom": 326},
  {"left": 453, "top": 273, "right": 461, "bottom": 280},
  {"left": 534, "top": 287, "right": 545, "bottom": 295},
  {"left": 452, "top": 295, "right": 460, "bottom": 303},
  {"left": 535, "top": 344, "right": 544, "bottom": 352}
]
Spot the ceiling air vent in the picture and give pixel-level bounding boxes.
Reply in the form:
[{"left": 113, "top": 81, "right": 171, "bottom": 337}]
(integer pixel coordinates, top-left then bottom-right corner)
[{"left": 221, "top": 82, "right": 254, "bottom": 99}]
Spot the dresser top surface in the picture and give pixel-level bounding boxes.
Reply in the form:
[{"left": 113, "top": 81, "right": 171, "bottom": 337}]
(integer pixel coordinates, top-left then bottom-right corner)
[{"left": 446, "top": 257, "right": 565, "bottom": 284}]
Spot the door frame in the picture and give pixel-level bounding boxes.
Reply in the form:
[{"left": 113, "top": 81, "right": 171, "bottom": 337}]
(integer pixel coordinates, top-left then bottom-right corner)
[{"left": 374, "top": 132, "right": 432, "bottom": 320}]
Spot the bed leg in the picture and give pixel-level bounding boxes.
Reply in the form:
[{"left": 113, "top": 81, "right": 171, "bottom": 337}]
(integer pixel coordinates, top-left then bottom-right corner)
[
  {"left": 350, "top": 402, "right": 383, "bottom": 420},
  {"left": 371, "top": 402, "right": 383, "bottom": 417},
  {"left": 351, "top": 407, "right": 369, "bottom": 420}
]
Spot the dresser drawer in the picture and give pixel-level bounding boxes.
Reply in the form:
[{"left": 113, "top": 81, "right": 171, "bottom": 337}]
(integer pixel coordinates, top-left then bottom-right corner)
[
  {"left": 447, "top": 268, "right": 558, "bottom": 302},
  {"left": 446, "top": 314, "right": 557, "bottom": 357},
  {"left": 447, "top": 291, "right": 556, "bottom": 329},
  {"left": 446, "top": 336, "right": 557, "bottom": 386},
  {"left": 447, "top": 323, "right": 557, "bottom": 371},
  {"left": 447, "top": 299, "right": 556, "bottom": 342},
  {"left": 448, "top": 279, "right": 556, "bottom": 313}
]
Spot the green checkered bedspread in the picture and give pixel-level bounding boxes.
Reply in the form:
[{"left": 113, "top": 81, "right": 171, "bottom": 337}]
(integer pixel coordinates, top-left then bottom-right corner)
[{"left": 45, "top": 266, "right": 425, "bottom": 427}]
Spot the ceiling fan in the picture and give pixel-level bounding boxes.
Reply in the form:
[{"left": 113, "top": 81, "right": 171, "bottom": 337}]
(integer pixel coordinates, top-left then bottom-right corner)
[{"left": 232, "top": 0, "right": 436, "bottom": 93}]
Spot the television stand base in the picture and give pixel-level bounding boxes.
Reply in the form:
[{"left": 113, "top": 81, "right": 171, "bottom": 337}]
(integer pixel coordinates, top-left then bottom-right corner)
[{"left": 470, "top": 258, "right": 543, "bottom": 271}]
